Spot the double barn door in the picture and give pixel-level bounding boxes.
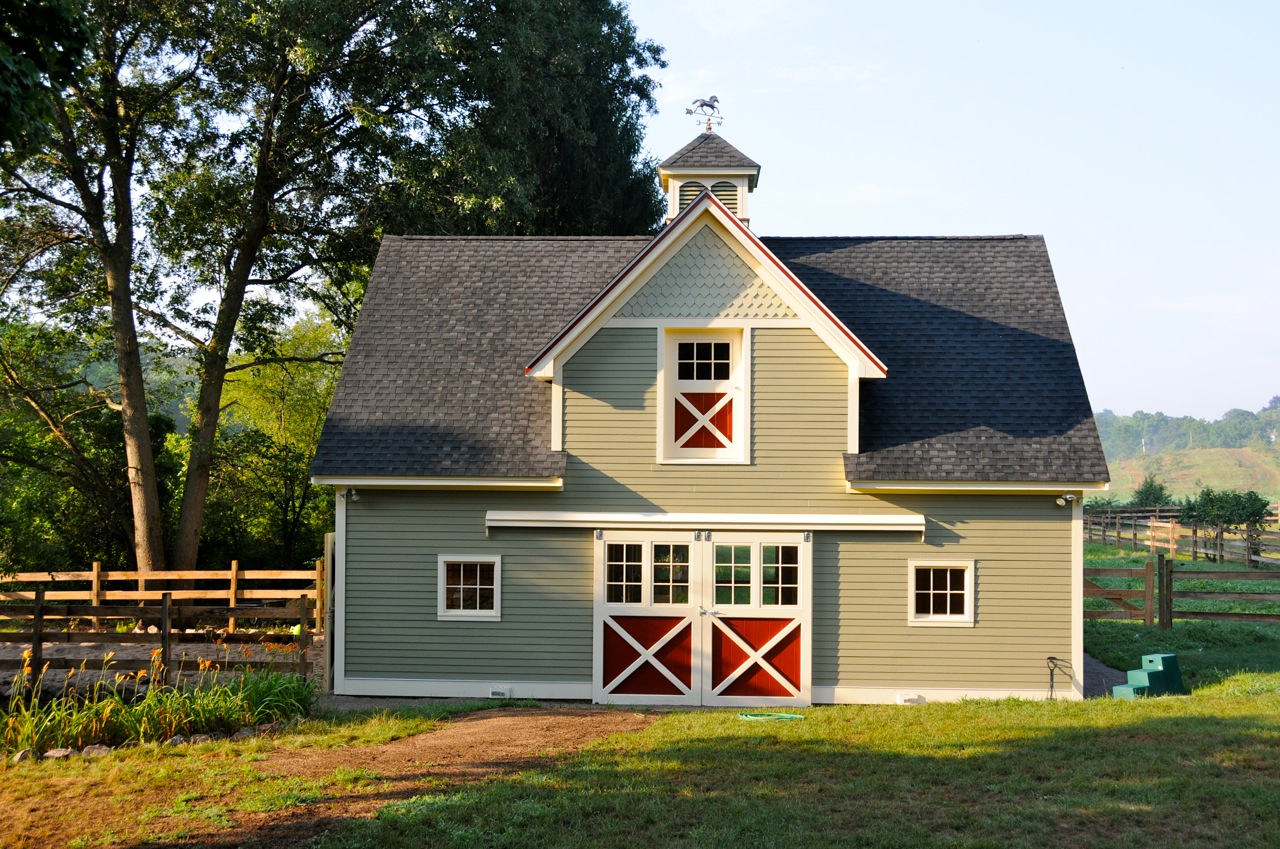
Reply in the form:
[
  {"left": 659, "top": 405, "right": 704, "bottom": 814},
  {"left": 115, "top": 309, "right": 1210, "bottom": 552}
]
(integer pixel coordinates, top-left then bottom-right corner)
[{"left": 593, "top": 531, "right": 812, "bottom": 706}]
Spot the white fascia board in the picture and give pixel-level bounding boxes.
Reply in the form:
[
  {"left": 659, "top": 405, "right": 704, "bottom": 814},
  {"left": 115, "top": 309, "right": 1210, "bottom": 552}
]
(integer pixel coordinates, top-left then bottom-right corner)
[
  {"left": 846, "top": 480, "right": 1111, "bottom": 495},
  {"left": 486, "top": 510, "right": 924, "bottom": 533},
  {"left": 311, "top": 475, "right": 563, "bottom": 491}
]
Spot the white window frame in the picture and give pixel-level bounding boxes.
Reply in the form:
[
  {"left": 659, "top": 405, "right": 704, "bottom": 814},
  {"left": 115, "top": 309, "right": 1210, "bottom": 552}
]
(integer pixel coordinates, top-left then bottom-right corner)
[
  {"left": 907, "top": 559, "right": 976, "bottom": 627},
  {"left": 437, "top": 554, "right": 502, "bottom": 621},
  {"left": 658, "top": 328, "right": 750, "bottom": 464}
]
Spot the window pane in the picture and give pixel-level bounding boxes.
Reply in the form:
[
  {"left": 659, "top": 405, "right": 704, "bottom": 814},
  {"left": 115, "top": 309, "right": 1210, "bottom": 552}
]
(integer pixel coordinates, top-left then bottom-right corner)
[
  {"left": 763, "top": 546, "right": 778, "bottom": 565},
  {"left": 654, "top": 564, "right": 670, "bottom": 583},
  {"left": 763, "top": 587, "right": 777, "bottom": 605},
  {"left": 673, "top": 565, "right": 689, "bottom": 583},
  {"left": 678, "top": 362, "right": 694, "bottom": 380},
  {"left": 462, "top": 588, "right": 478, "bottom": 610},
  {"left": 696, "top": 362, "right": 711, "bottom": 380},
  {"left": 915, "top": 593, "right": 930, "bottom": 615},
  {"left": 696, "top": 342, "right": 711, "bottom": 360},
  {"left": 654, "top": 544, "right": 671, "bottom": 563},
  {"left": 674, "top": 586, "right": 689, "bottom": 604},
  {"left": 626, "top": 544, "right": 642, "bottom": 561},
  {"left": 713, "top": 362, "right": 729, "bottom": 380},
  {"left": 608, "top": 563, "right": 623, "bottom": 583},
  {"left": 607, "top": 586, "right": 622, "bottom": 604},
  {"left": 763, "top": 566, "right": 778, "bottom": 584},
  {"left": 716, "top": 586, "right": 730, "bottom": 605},
  {"left": 781, "top": 587, "right": 798, "bottom": 606},
  {"left": 478, "top": 589, "right": 494, "bottom": 610},
  {"left": 654, "top": 586, "right": 670, "bottom": 604},
  {"left": 625, "top": 585, "right": 640, "bottom": 604},
  {"left": 678, "top": 342, "right": 694, "bottom": 360},
  {"left": 715, "top": 545, "right": 731, "bottom": 563},
  {"left": 917, "top": 568, "right": 931, "bottom": 591},
  {"left": 446, "top": 563, "right": 462, "bottom": 585},
  {"left": 715, "top": 564, "right": 730, "bottom": 582},
  {"left": 447, "top": 588, "right": 463, "bottom": 610},
  {"left": 734, "top": 545, "right": 751, "bottom": 563},
  {"left": 734, "top": 564, "right": 750, "bottom": 584},
  {"left": 949, "top": 593, "right": 965, "bottom": 615},
  {"left": 734, "top": 586, "right": 750, "bottom": 605},
  {"left": 950, "top": 569, "right": 965, "bottom": 591},
  {"left": 713, "top": 342, "right": 729, "bottom": 360},
  {"left": 625, "top": 563, "right": 641, "bottom": 583},
  {"left": 932, "top": 593, "right": 948, "bottom": 615},
  {"left": 673, "top": 546, "right": 689, "bottom": 564},
  {"left": 781, "top": 566, "right": 798, "bottom": 585},
  {"left": 478, "top": 564, "right": 495, "bottom": 587},
  {"left": 781, "top": 546, "right": 798, "bottom": 565}
]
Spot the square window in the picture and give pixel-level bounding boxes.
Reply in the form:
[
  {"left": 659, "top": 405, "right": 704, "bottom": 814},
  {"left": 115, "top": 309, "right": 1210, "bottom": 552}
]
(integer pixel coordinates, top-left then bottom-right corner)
[
  {"left": 606, "top": 543, "right": 644, "bottom": 606},
  {"left": 438, "top": 555, "right": 502, "bottom": 621},
  {"left": 761, "top": 545, "right": 800, "bottom": 607},
  {"left": 908, "top": 561, "right": 975, "bottom": 627},
  {"left": 651, "top": 543, "right": 690, "bottom": 606}
]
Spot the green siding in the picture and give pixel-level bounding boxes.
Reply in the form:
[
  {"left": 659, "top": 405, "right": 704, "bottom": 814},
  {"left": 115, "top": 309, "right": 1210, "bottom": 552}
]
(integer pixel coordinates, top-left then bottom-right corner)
[
  {"left": 812, "top": 495, "right": 1074, "bottom": 691},
  {"left": 342, "top": 325, "right": 1077, "bottom": 695}
]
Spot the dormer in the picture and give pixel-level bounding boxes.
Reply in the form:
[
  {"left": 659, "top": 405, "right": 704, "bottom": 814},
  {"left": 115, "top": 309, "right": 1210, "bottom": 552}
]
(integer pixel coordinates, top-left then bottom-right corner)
[{"left": 657, "top": 132, "right": 761, "bottom": 226}]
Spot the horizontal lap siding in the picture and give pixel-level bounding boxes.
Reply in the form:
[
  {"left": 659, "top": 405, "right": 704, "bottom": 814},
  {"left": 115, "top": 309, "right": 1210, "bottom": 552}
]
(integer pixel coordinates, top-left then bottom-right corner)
[
  {"left": 343, "top": 493, "right": 593, "bottom": 680},
  {"left": 812, "top": 495, "right": 1074, "bottom": 691},
  {"left": 561, "top": 327, "right": 869, "bottom": 511}
]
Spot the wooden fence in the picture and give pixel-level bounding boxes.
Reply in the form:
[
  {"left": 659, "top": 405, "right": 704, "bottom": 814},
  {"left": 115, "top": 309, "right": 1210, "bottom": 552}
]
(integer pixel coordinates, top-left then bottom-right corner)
[
  {"left": 0, "top": 560, "right": 325, "bottom": 632},
  {"left": 0, "top": 562, "right": 327, "bottom": 683},
  {"left": 1, "top": 590, "right": 313, "bottom": 683},
  {"left": 1084, "top": 509, "right": 1280, "bottom": 568},
  {"left": 1084, "top": 553, "right": 1280, "bottom": 628}
]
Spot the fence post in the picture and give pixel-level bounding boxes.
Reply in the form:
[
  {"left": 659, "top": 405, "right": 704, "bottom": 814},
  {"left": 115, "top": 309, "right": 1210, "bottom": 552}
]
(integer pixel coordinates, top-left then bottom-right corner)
[
  {"left": 296, "top": 595, "right": 310, "bottom": 677},
  {"left": 314, "top": 558, "right": 324, "bottom": 633},
  {"left": 1246, "top": 525, "right": 1258, "bottom": 569},
  {"left": 1192, "top": 522, "right": 1199, "bottom": 561},
  {"left": 161, "top": 592, "right": 171, "bottom": 686},
  {"left": 30, "top": 588, "right": 44, "bottom": 689},
  {"left": 228, "top": 560, "right": 238, "bottom": 635},
  {"left": 1158, "top": 554, "right": 1173, "bottom": 631},
  {"left": 1217, "top": 525, "right": 1225, "bottom": 564},
  {"left": 1144, "top": 560, "right": 1154, "bottom": 627},
  {"left": 1130, "top": 515, "right": 1138, "bottom": 552},
  {"left": 91, "top": 560, "right": 102, "bottom": 630}
]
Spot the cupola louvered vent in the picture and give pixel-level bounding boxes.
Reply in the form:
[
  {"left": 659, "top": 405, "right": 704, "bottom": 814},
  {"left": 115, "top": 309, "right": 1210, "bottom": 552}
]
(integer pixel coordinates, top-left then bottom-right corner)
[
  {"left": 679, "top": 181, "right": 707, "bottom": 211},
  {"left": 711, "top": 181, "right": 738, "bottom": 214}
]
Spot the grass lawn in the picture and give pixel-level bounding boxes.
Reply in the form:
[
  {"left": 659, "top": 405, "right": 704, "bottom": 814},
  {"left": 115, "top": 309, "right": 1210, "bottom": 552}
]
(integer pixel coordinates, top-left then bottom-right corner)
[{"left": 316, "top": 694, "right": 1280, "bottom": 849}]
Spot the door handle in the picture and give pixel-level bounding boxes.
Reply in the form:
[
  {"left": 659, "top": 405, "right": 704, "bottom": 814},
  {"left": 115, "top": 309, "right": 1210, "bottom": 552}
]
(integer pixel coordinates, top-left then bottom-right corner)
[{"left": 699, "top": 606, "right": 721, "bottom": 618}]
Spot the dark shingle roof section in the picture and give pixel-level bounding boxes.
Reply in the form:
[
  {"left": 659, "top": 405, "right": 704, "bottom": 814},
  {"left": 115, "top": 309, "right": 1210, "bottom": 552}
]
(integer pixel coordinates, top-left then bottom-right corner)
[
  {"left": 659, "top": 133, "right": 761, "bottom": 174},
  {"left": 310, "top": 236, "right": 653, "bottom": 478},
  {"left": 760, "top": 236, "right": 1109, "bottom": 483}
]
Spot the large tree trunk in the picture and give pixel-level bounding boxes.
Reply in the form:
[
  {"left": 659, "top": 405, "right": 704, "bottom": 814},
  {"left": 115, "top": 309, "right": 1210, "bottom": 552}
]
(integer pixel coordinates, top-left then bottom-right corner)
[{"left": 104, "top": 252, "right": 167, "bottom": 575}]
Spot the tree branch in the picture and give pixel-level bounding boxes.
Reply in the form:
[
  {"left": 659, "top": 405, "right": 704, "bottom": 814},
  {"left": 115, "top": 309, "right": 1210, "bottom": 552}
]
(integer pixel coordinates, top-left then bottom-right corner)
[{"left": 224, "top": 352, "right": 345, "bottom": 374}]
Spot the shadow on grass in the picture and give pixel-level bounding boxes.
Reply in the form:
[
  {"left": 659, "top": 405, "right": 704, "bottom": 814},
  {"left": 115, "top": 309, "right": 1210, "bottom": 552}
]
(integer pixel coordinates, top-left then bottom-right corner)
[{"left": 119, "top": 704, "right": 1280, "bottom": 849}]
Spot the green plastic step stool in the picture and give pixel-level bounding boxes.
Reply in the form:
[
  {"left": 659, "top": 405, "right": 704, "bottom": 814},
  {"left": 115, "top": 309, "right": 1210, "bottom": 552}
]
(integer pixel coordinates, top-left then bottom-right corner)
[{"left": 1111, "top": 653, "right": 1187, "bottom": 699}]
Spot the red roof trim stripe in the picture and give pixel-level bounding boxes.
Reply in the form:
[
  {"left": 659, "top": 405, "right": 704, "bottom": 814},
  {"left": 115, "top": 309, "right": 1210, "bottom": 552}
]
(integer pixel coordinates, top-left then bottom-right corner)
[{"left": 524, "top": 191, "right": 887, "bottom": 376}]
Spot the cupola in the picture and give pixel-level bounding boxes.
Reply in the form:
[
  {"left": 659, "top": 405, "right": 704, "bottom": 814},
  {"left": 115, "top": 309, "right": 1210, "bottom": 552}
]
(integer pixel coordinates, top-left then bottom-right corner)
[{"left": 657, "top": 131, "right": 761, "bottom": 226}]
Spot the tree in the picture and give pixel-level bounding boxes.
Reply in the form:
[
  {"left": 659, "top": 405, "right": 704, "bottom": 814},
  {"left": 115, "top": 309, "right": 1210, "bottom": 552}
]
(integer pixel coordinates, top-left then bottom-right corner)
[
  {"left": 1128, "top": 475, "right": 1173, "bottom": 508},
  {"left": 1, "top": 0, "right": 665, "bottom": 573},
  {"left": 0, "top": 0, "right": 94, "bottom": 151},
  {"left": 1180, "top": 487, "right": 1274, "bottom": 531}
]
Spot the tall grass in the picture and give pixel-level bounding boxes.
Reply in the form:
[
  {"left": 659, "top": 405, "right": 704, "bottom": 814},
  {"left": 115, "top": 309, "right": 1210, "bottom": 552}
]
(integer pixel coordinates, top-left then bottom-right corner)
[{"left": 2, "top": 652, "right": 316, "bottom": 752}]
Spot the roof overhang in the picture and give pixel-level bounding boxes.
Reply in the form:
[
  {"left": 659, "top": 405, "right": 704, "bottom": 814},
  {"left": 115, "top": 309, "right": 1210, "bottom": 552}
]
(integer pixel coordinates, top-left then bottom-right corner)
[
  {"left": 485, "top": 510, "right": 924, "bottom": 533},
  {"left": 312, "top": 475, "right": 564, "bottom": 491},
  {"left": 524, "top": 191, "right": 887, "bottom": 381},
  {"left": 658, "top": 166, "right": 761, "bottom": 192},
  {"left": 846, "top": 480, "right": 1111, "bottom": 495}
]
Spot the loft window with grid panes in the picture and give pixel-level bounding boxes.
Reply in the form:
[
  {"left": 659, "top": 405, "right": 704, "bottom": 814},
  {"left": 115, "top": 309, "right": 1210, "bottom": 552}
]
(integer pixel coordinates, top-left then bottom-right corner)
[{"left": 664, "top": 332, "right": 744, "bottom": 461}]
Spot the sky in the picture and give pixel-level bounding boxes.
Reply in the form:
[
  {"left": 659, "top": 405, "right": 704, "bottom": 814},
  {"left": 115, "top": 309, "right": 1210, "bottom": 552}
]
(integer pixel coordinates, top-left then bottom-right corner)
[{"left": 625, "top": 0, "right": 1279, "bottom": 421}]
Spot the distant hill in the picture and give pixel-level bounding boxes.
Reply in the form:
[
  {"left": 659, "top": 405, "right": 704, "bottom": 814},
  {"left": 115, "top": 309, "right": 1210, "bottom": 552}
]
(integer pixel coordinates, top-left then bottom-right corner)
[
  {"left": 1105, "top": 447, "right": 1280, "bottom": 502},
  {"left": 1096, "top": 400, "right": 1280, "bottom": 501}
]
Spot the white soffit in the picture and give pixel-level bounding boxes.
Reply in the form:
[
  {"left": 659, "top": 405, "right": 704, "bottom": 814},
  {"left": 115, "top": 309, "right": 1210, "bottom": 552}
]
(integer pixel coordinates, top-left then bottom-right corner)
[{"left": 485, "top": 511, "right": 924, "bottom": 533}]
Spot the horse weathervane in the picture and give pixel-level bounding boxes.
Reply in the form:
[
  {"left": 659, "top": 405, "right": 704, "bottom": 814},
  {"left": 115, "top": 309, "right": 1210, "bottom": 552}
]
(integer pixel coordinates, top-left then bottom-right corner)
[{"left": 686, "top": 95, "right": 723, "bottom": 132}]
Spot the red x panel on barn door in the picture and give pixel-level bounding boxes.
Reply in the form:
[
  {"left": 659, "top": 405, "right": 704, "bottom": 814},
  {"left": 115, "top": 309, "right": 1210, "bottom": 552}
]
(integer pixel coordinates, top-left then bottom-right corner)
[
  {"left": 674, "top": 392, "right": 733, "bottom": 449},
  {"left": 601, "top": 616, "right": 693, "bottom": 697}
]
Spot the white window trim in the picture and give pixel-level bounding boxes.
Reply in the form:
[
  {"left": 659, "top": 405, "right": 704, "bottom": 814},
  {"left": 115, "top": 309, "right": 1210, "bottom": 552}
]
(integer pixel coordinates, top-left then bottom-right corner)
[
  {"left": 437, "top": 554, "right": 502, "bottom": 621},
  {"left": 657, "top": 327, "right": 751, "bottom": 464},
  {"left": 907, "top": 559, "right": 976, "bottom": 627}
]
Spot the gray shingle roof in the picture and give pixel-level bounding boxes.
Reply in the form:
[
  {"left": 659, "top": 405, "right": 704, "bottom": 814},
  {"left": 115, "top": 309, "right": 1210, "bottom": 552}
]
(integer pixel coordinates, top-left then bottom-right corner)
[
  {"left": 310, "top": 236, "right": 651, "bottom": 478},
  {"left": 659, "top": 133, "right": 761, "bottom": 173},
  {"left": 760, "top": 235, "right": 1109, "bottom": 483},
  {"left": 312, "top": 233, "right": 1109, "bottom": 484}
]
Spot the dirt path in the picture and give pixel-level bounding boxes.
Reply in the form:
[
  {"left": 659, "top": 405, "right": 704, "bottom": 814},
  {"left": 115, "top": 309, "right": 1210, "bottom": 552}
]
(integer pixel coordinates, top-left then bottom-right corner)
[{"left": 115, "top": 707, "right": 650, "bottom": 849}]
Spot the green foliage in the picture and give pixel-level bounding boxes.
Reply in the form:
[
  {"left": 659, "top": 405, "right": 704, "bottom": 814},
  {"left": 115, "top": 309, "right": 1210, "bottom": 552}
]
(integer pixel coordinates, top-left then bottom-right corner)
[
  {"left": 1097, "top": 403, "right": 1279, "bottom": 464},
  {"left": 1180, "top": 487, "right": 1274, "bottom": 529},
  {"left": 1, "top": 659, "right": 316, "bottom": 752},
  {"left": 0, "top": 0, "right": 95, "bottom": 151},
  {"left": 1128, "top": 474, "right": 1173, "bottom": 507}
]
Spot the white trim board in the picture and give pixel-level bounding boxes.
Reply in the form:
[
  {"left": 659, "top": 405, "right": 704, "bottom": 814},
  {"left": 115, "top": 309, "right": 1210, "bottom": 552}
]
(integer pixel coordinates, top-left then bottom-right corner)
[
  {"left": 486, "top": 511, "right": 925, "bottom": 533},
  {"left": 811, "top": 685, "right": 1082, "bottom": 705},
  {"left": 334, "top": 677, "right": 592, "bottom": 700},
  {"left": 847, "top": 481, "right": 1110, "bottom": 494},
  {"left": 312, "top": 475, "right": 563, "bottom": 490}
]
